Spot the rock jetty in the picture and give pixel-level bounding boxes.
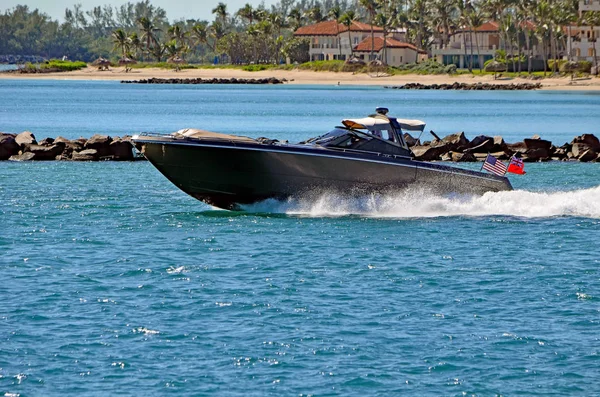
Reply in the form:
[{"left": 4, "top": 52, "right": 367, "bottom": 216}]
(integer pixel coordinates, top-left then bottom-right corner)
[
  {"left": 121, "top": 77, "right": 286, "bottom": 85},
  {"left": 1, "top": 131, "right": 599, "bottom": 163},
  {"left": 404, "top": 132, "right": 600, "bottom": 162},
  {"left": 384, "top": 82, "right": 542, "bottom": 90},
  {"left": 0, "top": 132, "right": 137, "bottom": 161}
]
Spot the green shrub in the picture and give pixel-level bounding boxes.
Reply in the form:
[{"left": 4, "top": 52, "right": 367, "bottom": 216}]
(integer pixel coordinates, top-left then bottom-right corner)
[
  {"left": 241, "top": 64, "right": 276, "bottom": 72},
  {"left": 43, "top": 59, "right": 87, "bottom": 71},
  {"left": 444, "top": 64, "right": 457, "bottom": 74},
  {"left": 295, "top": 60, "right": 345, "bottom": 72},
  {"left": 578, "top": 60, "right": 592, "bottom": 73},
  {"left": 547, "top": 59, "right": 567, "bottom": 71},
  {"left": 393, "top": 60, "right": 455, "bottom": 75}
]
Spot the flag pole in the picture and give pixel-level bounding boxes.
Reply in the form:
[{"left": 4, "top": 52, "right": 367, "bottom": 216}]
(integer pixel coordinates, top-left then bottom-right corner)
[{"left": 480, "top": 152, "right": 488, "bottom": 172}]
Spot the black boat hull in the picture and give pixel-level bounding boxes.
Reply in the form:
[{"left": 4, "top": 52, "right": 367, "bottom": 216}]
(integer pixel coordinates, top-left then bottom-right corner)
[{"left": 134, "top": 137, "right": 512, "bottom": 210}]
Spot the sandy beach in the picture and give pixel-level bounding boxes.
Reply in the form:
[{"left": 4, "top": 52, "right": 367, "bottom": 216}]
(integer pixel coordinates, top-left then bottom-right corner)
[{"left": 1, "top": 65, "right": 600, "bottom": 90}]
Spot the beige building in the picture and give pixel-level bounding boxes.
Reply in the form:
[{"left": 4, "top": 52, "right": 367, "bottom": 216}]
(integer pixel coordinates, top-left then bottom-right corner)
[
  {"left": 354, "top": 37, "right": 427, "bottom": 66},
  {"left": 294, "top": 21, "right": 423, "bottom": 65},
  {"left": 567, "top": 0, "right": 600, "bottom": 63},
  {"left": 294, "top": 20, "right": 385, "bottom": 61}
]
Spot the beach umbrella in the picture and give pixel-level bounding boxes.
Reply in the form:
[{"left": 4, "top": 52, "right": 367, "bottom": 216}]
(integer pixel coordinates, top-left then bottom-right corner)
[
  {"left": 118, "top": 57, "right": 137, "bottom": 73},
  {"left": 484, "top": 60, "right": 506, "bottom": 80},
  {"left": 167, "top": 56, "right": 185, "bottom": 72},
  {"left": 92, "top": 57, "right": 111, "bottom": 71}
]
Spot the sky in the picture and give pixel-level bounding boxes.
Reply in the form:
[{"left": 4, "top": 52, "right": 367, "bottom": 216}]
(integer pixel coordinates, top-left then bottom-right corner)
[{"left": 1, "top": 0, "right": 280, "bottom": 22}]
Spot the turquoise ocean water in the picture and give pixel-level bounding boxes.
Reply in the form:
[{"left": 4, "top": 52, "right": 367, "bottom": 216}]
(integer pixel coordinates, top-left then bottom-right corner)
[{"left": 1, "top": 80, "right": 600, "bottom": 396}]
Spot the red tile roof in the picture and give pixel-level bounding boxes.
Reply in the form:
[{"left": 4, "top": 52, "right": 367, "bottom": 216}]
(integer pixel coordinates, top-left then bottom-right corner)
[
  {"left": 354, "top": 37, "right": 425, "bottom": 53},
  {"left": 456, "top": 20, "right": 535, "bottom": 33},
  {"left": 294, "top": 20, "right": 383, "bottom": 36}
]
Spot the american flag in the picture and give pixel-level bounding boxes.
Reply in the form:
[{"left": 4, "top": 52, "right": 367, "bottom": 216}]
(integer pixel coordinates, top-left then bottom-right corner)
[{"left": 482, "top": 154, "right": 507, "bottom": 176}]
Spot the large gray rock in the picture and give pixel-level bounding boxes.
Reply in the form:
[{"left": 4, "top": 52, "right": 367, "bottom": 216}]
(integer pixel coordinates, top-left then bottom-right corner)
[
  {"left": 571, "top": 142, "right": 598, "bottom": 159},
  {"left": 523, "top": 148, "right": 550, "bottom": 162},
  {"left": 451, "top": 151, "right": 476, "bottom": 162},
  {"left": 110, "top": 137, "right": 134, "bottom": 160},
  {"left": 403, "top": 133, "right": 419, "bottom": 147},
  {"left": 578, "top": 149, "right": 598, "bottom": 162},
  {"left": 56, "top": 136, "right": 84, "bottom": 151},
  {"left": 39, "top": 137, "right": 55, "bottom": 146},
  {"left": 465, "top": 135, "right": 493, "bottom": 149},
  {"left": 524, "top": 137, "right": 552, "bottom": 151},
  {"left": 411, "top": 145, "right": 448, "bottom": 161},
  {"left": 506, "top": 141, "right": 527, "bottom": 154},
  {"left": 440, "top": 131, "right": 469, "bottom": 149},
  {"left": 491, "top": 136, "right": 507, "bottom": 152},
  {"left": 9, "top": 152, "right": 35, "bottom": 161},
  {"left": 84, "top": 134, "right": 113, "bottom": 157},
  {"left": 571, "top": 134, "right": 600, "bottom": 150},
  {"left": 72, "top": 149, "right": 99, "bottom": 161},
  {"left": 0, "top": 134, "right": 20, "bottom": 160},
  {"left": 465, "top": 138, "right": 494, "bottom": 153},
  {"left": 26, "top": 143, "right": 65, "bottom": 160},
  {"left": 15, "top": 131, "right": 37, "bottom": 147}
]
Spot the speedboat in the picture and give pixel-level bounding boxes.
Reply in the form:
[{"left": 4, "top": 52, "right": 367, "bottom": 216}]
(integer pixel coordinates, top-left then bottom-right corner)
[{"left": 132, "top": 108, "right": 512, "bottom": 210}]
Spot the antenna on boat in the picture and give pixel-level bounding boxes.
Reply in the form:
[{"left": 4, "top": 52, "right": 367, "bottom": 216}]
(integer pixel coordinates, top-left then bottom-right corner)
[{"left": 375, "top": 107, "right": 389, "bottom": 115}]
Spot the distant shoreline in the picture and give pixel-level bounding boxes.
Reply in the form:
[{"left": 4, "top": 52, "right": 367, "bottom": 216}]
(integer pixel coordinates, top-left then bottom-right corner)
[{"left": 1, "top": 66, "right": 600, "bottom": 90}]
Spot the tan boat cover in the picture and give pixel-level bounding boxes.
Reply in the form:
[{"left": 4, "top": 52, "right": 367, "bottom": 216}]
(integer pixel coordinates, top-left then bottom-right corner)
[
  {"left": 342, "top": 117, "right": 426, "bottom": 132},
  {"left": 172, "top": 128, "right": 257, "bottom": 143}
]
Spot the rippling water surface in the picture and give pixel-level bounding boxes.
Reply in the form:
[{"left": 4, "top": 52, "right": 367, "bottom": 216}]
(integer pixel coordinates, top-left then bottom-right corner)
[{"left": 1, "top": 82, "right": 600, "bottom": 396}]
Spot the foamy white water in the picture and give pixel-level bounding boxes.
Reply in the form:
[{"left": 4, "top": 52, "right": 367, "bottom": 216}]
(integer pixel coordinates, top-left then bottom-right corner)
[{"left": 242, "top": 186, "right": 600, "bottom": 219}]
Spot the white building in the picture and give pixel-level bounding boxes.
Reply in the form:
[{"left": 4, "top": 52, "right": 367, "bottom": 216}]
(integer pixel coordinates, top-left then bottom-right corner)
[{"left": 432, "top": 21, "right": 542, "bottom": 69}]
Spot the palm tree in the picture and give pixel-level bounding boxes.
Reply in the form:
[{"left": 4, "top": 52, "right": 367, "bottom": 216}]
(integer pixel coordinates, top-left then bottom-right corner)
[
  {"left": 501, "top": 13, "right": 517, "bottom": 73},
  {"left": 237, "top": 3, "right": 254, "bottom": 26},
  {"left": 269, "top": 12, "right": 286, "bottom": 62},
  {"left": 150, "top": 42, "right": 166, "bottom": 62},
  {"left": 457, "top": 3, "right": 472, "bottom": 72},
  {"left": 409, "top": 0, "right": 429, "bottom": 51},
  {"left": 328, "top": 6, "right": 343, "bottom": 59},
  {"left": 306, "top": 6, "right": 324, "bottom": 24},
  {"left": 111, "top": 28, "right": 130, "bottom": 57},
  {"left": 340, "top": 10, "right": 359, "bottom": 59},
  {"left": 212, "top": 2, "right": 228, "bottom": 23},
  {"left": 433, "top": 0, "right": 458, "bottom": 50},
  {"left": 137, "top": 17, "right": 161, "bottom": 62},
  {"left": 360, "top": 0, "right": 378, "bottom": 62},
  {"left": 468, "top": 10, "right": 485, "bottom": 71},
  {"left": 534, "top": 0, "right": 551, "bottom": 76},
  {"left": 586, "top": 11, "right": 600, "bottom": 75},
  {"left": 191, "top": 22, "right": 213, "bottom": 52},
  {"left": 288, "top": 8, "right": 303, "bottom": 31},
  {"left": 168, "top": 25, "right": 188, "bottom": 49},
  {"left": 129, "top": 32, "right": 142, "bottom": 59}
]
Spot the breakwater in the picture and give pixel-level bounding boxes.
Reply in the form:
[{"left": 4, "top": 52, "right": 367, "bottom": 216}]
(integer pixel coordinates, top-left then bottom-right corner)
[
  {"left": 121, "top": 77, "right": 286, "bottom": 84},
  {"left": 2, "top": 131, "right": 599, "bottom": 163},
  {"left": 384, "top": 82, "right": 542, "bottom": 90},
  {"left": 0, "top": 132, "right": 137, "bottom": 161}
]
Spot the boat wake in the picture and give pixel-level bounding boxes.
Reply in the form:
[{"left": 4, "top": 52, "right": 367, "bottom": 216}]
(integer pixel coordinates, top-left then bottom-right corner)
[{"left": 240, "top": 185, "right": 600, "bottom": 219}]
